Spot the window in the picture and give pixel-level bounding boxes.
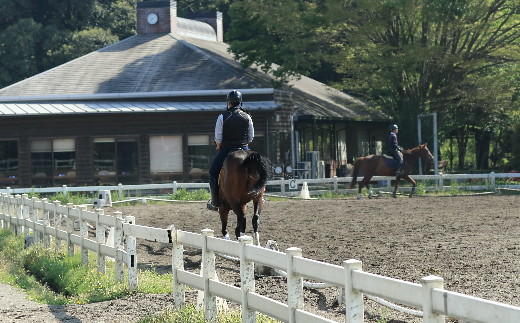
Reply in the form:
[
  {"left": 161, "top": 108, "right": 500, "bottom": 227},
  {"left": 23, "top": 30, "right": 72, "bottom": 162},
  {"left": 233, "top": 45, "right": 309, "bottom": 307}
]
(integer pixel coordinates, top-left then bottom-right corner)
[
  {"left": 93, "top": 137, "right": 139, "bottom": 185},
  {"left": 150, "top": 136, "right": 183, "bottom": 183},
  {"left": 31, "top": 139, "right": 76, "bottom": 187},
  {"left": 188, "top": 135, "right": 212, "bottom": 183},
  {"left": 0, "top": 141, "right": 19, "bottom": 188}
]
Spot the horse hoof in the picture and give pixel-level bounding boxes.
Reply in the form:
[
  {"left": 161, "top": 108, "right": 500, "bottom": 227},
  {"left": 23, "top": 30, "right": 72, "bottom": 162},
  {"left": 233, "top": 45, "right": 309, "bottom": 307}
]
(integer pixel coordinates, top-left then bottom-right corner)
[
  {"left": 224, "top": 234, "right": 230, "bottom": 240},
  {"left": 368, "top": 194, "right": 373, "bottom": 199}
]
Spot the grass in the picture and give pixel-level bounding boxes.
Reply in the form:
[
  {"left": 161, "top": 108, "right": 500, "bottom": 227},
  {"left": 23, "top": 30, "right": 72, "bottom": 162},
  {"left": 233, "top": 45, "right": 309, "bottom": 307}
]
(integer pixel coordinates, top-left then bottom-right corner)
[
  {"left": 137, "top": 303, "right": 281, "bottom": 323},
  {"left": 0, "top": 230, "right": 171, "bottom": 305},
  {"left": 0, "top": 229, "right": 281, "bottom": 322}
]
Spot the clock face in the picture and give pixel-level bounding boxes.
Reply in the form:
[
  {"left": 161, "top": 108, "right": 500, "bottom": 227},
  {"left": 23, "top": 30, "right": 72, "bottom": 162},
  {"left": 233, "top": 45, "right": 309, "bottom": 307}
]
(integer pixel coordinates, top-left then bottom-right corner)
[
  {"left": 286, "top": 165, "right": 293, "bottom": 173},
  {"left": 147, "top": 13, "right": 158, "bottom": 25},
  {"left": 275, "top": 166, "right": 283, "bottom": 174}
]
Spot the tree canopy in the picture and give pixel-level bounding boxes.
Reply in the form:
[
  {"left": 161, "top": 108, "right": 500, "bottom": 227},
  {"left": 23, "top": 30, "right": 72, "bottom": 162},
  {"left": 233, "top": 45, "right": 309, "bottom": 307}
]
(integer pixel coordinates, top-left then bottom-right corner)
[
  {"left": 227, "top": 0, "right": 520, "bottom": 170},
  {"left": 0, "top": 0, "right": 136, "bottom": 89}
]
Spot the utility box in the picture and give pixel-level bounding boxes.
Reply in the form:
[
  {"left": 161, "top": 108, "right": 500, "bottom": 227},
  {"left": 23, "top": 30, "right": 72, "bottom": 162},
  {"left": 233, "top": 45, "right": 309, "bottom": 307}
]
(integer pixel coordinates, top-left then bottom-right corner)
[{"left": 94, "top": 190, "right": 112, "bottom": 207}]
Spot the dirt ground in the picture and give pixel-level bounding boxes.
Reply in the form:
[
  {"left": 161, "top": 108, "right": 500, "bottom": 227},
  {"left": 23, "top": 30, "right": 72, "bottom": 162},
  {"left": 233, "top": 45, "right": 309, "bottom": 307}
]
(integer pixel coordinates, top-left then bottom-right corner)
[{"left": 2, "top": 194, "right": 520, "bottom": 322}]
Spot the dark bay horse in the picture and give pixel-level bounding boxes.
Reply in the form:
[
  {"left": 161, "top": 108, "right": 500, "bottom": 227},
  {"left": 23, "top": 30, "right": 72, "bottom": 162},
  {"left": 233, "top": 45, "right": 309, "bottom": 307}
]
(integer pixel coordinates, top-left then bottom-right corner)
[
  {"left": 349, "top": 143, "right": 434, "bottom": 199},
  {"left": 218, "top": 150, "right": 272, "bottom": 241}
]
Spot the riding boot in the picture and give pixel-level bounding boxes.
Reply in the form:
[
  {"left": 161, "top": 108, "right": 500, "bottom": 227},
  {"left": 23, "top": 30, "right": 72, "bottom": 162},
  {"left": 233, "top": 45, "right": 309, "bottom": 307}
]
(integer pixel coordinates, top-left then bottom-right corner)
[
  {"left": 207, "top": 175, "right": 219, "bottom": 211},
  {"left": 395, "top": 163, "right": 404, "bottom": 175}
]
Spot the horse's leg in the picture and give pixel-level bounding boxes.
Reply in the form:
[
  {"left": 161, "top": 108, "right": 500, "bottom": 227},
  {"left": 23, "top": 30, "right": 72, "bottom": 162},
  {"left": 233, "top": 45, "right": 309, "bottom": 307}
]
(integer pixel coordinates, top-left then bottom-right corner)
[
  {"left": 232, "top": 202, "right": 247, "bottom": 240},
  {"left": 367, "top": 182, "right": 373, "bottom": 199},
  {"left": 252, "top": 189, "right": 264, "bottom": 246},
  {"left": 403, "top": 175, "right": 417, "bottom": 197},
  {"left": 358, "top": 175, "right": 372, "bottom": 200},
  {"left": 393, "top": 176, "right": 402, "bottom": 198},
  {"left": 219, "top": 204, "right": 231, "bottom": 239}
]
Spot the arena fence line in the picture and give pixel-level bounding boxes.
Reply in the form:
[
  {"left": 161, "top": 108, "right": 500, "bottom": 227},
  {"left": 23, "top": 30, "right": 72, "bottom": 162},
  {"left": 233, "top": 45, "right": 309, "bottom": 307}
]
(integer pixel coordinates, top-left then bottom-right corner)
[
  {"left": 1, "top": 172, "right": 519, "bottom": 198},
  {"left": 1, "top": 193, "right": 520, "bottom": 322}
]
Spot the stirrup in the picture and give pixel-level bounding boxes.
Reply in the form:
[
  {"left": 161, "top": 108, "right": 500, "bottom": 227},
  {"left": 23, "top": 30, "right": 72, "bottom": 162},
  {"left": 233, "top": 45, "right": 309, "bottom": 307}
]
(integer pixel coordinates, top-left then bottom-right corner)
[
  {"left": 395, "top": 169, "right": 404, "bottom": 175},
  {"left": 207, "top": 199, "right": 218, "bottom": 211}
]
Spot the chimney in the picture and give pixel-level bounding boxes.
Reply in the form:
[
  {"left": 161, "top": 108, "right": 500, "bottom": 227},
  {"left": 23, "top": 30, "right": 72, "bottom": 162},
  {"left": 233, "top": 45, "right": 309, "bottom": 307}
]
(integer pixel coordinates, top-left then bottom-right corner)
[
  {"left": 136, "top": 1, "right": 177, "bottom": 34},
  {"left": 185, "top": 11, "right": 224, "bottom": 42}
]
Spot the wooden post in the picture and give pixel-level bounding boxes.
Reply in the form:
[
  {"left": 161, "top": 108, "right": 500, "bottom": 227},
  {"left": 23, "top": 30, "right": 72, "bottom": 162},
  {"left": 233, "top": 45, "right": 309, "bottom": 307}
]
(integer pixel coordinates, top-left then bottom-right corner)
[
  {"left": 113, "top": 211, "right": 124, "bottom": 283},
  {"left": 31, "top": 197, "right": 40, "bottom": 244},
  {"left": 14, "top": 194, "right": 21, "bottom": 236},
  {"left": 22, "top": 194, "right": 29, "bottom": 238},
  {"left": 66, "top": 203, "right": 74, "bottom": 257},
  {"left": 173, "top": 181, "right": 177, "bottom": 194},
  {"left": 170, "top": 224, "right": 185, "bottom": 309},
  {"left": 334, "top": 176, "right": 338, "bottom": 192},
  {"left": 53, "top": 200, "right": 61, "bottom": 252},
  {"left": 79, "top": 206, "right": 88, "bottom": 266},
  {"left": 118, "top": 183, "right": 123, "bottom": 199},
  {"left": 344, "top": 259, "right": 363, "bottom": 323},
  {"left": 42, "top": 198, "right": 50, "bottom": 248},
  {"left": 202, "top": 228, "right": 217, "bottom": 323},
  {"left": 125, "top": 215, "right": 137, "bottom": 292},
  {"left": 422, "top": 275, "right": 444, "bottom": 323},
  {"left": 490, "top": 171, "right": 496, "bottom": 190},
  {"left": 239, "top": 236, "right": 256, "bottom": 323},
  {"left": 286, "top": 247, "right": 303, "bottom": 323},
  {"left": 96, "top": 208, "right": 106, "bottom": 275}
]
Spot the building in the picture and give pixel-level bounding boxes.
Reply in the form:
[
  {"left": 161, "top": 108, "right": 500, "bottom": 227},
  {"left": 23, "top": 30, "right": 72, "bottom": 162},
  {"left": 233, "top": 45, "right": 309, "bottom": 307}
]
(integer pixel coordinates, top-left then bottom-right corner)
[{"left": 0, "top": 0, "right": 389, "bottom": 188}]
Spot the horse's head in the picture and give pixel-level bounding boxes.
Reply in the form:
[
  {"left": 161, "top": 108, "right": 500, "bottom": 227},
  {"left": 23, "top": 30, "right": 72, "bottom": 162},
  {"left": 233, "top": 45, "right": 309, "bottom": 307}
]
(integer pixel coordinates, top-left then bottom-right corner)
[{"left": 419, "top": 143, "right": 435, "bottom": 163}]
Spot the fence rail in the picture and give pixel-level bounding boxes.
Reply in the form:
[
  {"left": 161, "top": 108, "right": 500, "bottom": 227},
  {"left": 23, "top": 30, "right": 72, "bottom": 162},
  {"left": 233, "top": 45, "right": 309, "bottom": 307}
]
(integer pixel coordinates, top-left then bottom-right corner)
[
  {"left": 1, "top": 193, "right": 519, "bottom": 322},
  {"left": 1, "top": 172, "right": 519, "bottom": 198}
]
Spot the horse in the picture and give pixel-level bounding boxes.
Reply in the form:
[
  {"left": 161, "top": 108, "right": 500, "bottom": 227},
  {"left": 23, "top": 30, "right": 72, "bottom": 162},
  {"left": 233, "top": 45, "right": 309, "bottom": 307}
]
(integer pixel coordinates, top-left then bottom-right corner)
[
  {"left": 349, "top": 143, "right": 434, "bottom": 199},
  {"left": 217, "top": 150, "right": 272, "bottom": 242}
]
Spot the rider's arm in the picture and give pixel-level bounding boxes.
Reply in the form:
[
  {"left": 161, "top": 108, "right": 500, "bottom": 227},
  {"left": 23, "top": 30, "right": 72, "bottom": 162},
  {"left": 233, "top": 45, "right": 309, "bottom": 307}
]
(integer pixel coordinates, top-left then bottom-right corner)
[
  {"left": 215, "top": 115, "right": 224, "bottom": 149},
  {"left": 247, "top": 116, "right": 254, "bottom": 143}
]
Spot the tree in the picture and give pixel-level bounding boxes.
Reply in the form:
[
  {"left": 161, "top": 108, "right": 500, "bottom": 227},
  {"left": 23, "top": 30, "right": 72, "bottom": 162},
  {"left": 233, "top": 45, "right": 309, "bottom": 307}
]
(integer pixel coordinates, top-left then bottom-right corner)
[
  {"left": 0, "top": 0, "right": 136, "bottom": 89},
  {"left": 227, "top": 0, "right": 520, "bottom": 166}
]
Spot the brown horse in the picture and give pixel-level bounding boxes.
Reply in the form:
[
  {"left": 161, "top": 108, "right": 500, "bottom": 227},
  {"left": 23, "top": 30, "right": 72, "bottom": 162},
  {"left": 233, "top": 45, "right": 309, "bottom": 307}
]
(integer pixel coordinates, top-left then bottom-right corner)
[
  {"left": 349, "top": 143, "right": 434, "bottom": 199},
  {"left": 218, "top": 150, "right": 272, "bottom": 241}
]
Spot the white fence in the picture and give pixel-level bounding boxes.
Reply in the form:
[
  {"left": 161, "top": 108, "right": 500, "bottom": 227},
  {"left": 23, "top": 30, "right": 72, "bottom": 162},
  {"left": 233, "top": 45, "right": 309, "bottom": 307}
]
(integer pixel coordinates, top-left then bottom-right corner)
[
  {"left": 1, "top": 172, "right": 519, "bottom": 198},
  {"left": 1, "top": 192, "right": 520, "bottom": 322}
]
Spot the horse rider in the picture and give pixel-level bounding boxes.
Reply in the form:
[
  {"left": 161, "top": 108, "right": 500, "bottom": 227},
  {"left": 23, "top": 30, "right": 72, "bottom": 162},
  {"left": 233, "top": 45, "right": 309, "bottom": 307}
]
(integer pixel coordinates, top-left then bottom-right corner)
[
  {"left": 207, "top": 90, "right": 254, "bottom": 211},
  {"left": 389, "top": 124, "right": 404, "bottom": 175}
]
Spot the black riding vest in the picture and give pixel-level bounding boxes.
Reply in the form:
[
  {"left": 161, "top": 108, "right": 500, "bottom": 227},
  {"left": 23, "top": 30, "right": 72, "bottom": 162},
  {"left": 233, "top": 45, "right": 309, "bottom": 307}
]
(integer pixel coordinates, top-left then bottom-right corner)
[{"left": 221, "top": 107, "right": 250, "bottom": 148}]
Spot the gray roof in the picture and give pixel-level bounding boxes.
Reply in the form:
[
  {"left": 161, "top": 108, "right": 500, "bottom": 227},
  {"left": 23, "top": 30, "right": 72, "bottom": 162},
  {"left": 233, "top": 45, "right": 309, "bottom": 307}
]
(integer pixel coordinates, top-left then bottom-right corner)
[
  {"left": 0, "top": 32, "right": 388, "bottom": 121},
  {"left": 0, "top": 101, "right": 276, "bottom": 116}
]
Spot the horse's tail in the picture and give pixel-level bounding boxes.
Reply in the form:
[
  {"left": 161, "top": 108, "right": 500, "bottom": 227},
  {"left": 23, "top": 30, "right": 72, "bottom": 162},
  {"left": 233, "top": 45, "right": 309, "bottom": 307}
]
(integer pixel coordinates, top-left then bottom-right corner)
[
  {"left": 349, "top": 158, "right": 362, "bottom": 188},
  {"left": 243, "top": 152, "right": 272, "bottom": 195}
]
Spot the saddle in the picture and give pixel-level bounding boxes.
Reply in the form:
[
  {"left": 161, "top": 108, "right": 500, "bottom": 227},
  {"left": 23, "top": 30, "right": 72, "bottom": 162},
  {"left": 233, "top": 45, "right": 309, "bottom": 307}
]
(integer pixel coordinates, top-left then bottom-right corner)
[{"left": 383, "top": 154, "right": 394, "bottom": 159}]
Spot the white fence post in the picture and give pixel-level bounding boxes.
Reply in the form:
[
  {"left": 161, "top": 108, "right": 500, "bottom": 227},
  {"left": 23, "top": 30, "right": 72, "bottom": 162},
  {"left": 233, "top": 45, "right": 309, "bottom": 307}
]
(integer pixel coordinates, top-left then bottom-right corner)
[
  {"left": 286, "top": 247, "right": 303, "bottom": 323},
  {"left": 239, "top": 235, "right": 256, "bottom": 323},
  {"left": 22, "top": 194, "right": 29, "bottom": 238},
  {"left": 173, "top": 181, "right": 177, "bottom": 194},
  {"left": 344, "top": 259, "right": 363, "bottom": 323},
  {"left": 421, "top": 275, "right": 444, "bottom": 323},
  {"left": 113, "top": 211, "right": 124, "bottom": 283},
  {"left": 42, "top": 198, "right": 50, "bottom": 248},
  {"left": 439, "top": 173, "right": 444, "bottom": 192},
  {"left": 202, "top": 228, "right": 217, "bottom": 323},
  {"left": 62, "top": 185, "right": 67, "bottom": 197},
  {"left": 31, "top": 197, "right": 40, "bottom": 244},
  {"left": 387, "top": 178, "right": 392, "bottom": 189},
  {"left": 79, "top": 206, "right": 89, "bottom": 266},
  {"left": 118, "top": 183, "right": 123, "bottom": 199},
  {"left": 96, "top": 208, "right": 106, "bottom": 275},
  {"left": 334, "top": 176, "right": 338, "bottom": 192},
  {"left": 170, "top": 224, "right": 185, "bottom": 309},
  {"left": 54, "top": 200, "right": 61, "bottom": 251},
  {"left": 66, "top": 203, "right": 74, "bottom": 257},
  {"left": 490, "top": 171, "right": 496, "bottom": 190},
  {"left": 0, "top": 193, "right": 5, "bottom": 230},
  {"left": 281, "top": 180, "right": 286, "bottom": 195},
  {"left": 125, "top": 215, "right": 138, "bottom": 292},
  {"left": 15, "top": 194, "right": 21, "bottom": 236}
]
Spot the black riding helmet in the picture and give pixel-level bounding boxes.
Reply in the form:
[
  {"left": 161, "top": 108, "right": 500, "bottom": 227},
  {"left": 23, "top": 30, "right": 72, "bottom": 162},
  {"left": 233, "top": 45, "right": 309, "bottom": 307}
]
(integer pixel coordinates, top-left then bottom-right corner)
[
  {"left": 226, "top": 90, "right": 242, "bottom": 106},
  {"left": 390, "top": 124, "right": 398, "bottom": 131}
]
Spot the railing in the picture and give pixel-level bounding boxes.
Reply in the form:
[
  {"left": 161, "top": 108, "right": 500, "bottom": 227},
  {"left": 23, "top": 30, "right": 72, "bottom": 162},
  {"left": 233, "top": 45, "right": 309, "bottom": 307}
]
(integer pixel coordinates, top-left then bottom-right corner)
[
  {"left": 1, "top": 193, "right": 519, "bottom": 322},
  {"left": 1, "top": 172, "right": 519, "bottom": 198}
]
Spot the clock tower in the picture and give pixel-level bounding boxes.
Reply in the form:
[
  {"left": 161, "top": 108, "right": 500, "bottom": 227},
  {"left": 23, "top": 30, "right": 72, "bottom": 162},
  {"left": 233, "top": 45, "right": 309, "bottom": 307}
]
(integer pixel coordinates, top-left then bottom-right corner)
[{"left": 136, "top": 1, "right": 177, "bottom": 34}]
